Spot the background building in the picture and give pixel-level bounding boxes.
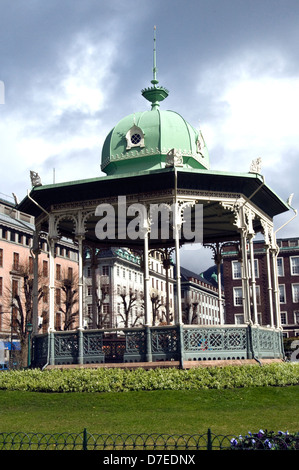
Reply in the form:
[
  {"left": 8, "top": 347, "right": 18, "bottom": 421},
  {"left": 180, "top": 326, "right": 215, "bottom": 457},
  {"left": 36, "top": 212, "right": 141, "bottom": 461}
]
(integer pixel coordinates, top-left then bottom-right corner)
[
  {"left": 0, "top": 197, "right": 78, "bottom": 367},
  {"left": 83, "top": 246, "right": 175, "bottom": 329},
  {"left": 222, "top": 237, "right": 299, "bottom": 338},
  {"left": 179, "top": 266, "right": 224, "bottom": 325}
]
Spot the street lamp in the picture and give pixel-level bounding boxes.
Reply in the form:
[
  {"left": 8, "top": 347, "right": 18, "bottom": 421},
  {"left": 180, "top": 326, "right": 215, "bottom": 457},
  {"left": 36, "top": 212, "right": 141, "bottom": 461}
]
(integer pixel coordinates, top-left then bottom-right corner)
[{"left": 26, "top": 323, "right": 33, "bottom": 367}]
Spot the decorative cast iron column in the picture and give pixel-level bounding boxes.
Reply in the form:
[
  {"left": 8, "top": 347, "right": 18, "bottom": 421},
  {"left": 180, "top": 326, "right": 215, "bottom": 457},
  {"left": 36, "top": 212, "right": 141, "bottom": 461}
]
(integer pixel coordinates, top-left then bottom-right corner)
[
  {"left": 48, "top": 236, "right": 56, "bottom": 332},
  {"left": 48, "top": 235, "right": 56, "bottom": 365},
  {"left": 76, "top": 234, "right": 85, "bottom": 364},
  {"left": 261, "top": 221, "right": 275, "bottom": 328},
  {"left": 173, "top": 202, "right": 183, "bottom": 325},
  {"left": 30, "top": 226, "right": 41, "bottom": 335},
  {"left": 141, "top": 211, "right": 152, "bottom": 362},
  {"left": 248, "top": 234, "right": 258, "bottom": 325},
  {"left": 271, "top": 239, "right": 281, "bottom": 328},
  {"left": 204, "top": 242, "right": 224, "bottom": 325},
  {"left": 239, "top": 210, "right": 251, "bottom": 324}
]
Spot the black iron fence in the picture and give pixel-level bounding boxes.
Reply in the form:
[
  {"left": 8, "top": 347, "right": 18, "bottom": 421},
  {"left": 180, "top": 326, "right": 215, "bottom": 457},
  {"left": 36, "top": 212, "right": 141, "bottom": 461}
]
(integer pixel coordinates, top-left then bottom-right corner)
[{"left": 0, "top": 429, "right": 297, "bottom": 450}]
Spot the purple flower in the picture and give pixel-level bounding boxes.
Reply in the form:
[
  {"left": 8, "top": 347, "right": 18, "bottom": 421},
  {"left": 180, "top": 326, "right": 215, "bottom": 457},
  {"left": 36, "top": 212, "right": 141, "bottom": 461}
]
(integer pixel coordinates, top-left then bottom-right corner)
[{"left": 264, "top": 439, "right": 272, "bottom": 449}]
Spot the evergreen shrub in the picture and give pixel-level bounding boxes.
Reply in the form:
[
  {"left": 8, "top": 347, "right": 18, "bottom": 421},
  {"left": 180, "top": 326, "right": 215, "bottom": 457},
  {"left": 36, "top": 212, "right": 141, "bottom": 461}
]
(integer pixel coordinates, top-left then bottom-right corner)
[{"left": 0, "top": 362, "right": 298, "bottom": 393}]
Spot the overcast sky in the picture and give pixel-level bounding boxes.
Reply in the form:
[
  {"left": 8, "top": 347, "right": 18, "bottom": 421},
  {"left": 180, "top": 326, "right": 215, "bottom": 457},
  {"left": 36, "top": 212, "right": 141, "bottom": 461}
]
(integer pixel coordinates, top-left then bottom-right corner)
[{"left": 1, "top": 0, "right": 299, "bottom": 272}]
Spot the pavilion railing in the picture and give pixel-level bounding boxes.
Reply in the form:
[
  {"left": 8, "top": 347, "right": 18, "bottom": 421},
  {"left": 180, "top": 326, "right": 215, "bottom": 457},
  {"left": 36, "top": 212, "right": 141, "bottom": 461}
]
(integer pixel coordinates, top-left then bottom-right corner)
[{"left": 31, "top": 324, "right": 284, "bottom": 368}]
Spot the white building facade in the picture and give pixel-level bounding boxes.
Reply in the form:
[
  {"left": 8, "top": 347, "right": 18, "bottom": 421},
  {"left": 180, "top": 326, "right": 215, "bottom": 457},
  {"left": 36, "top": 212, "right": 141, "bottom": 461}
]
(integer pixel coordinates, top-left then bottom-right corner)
[{"left": 83, "top": 247, "right": 175, "bottom": 329}]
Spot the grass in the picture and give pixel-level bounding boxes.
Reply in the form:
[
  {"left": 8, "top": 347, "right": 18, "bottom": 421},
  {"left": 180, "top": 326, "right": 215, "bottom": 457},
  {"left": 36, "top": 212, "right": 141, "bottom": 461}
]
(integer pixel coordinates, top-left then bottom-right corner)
[{"left": 0, "top": 385, "right": 298, "bottom": 436}]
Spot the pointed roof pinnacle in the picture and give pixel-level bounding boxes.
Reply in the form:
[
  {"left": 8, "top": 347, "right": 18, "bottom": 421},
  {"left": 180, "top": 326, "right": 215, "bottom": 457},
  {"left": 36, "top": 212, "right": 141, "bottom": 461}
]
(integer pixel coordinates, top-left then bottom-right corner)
[
  {"left": 141, "top": 26, "right": 169, "bottom": 110},
  {"left": 152, "top": 25, "right": 158, "bottom": 86}
]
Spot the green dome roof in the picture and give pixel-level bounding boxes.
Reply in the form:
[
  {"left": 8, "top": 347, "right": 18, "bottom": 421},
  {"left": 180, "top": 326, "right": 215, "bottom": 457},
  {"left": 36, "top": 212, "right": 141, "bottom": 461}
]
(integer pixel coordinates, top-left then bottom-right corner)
[
  {"left": 101, "top": 108, "right": 210, "bottom": 175},
  {"left": 101, "top": 28, "right": 209, "bottom": 176}
]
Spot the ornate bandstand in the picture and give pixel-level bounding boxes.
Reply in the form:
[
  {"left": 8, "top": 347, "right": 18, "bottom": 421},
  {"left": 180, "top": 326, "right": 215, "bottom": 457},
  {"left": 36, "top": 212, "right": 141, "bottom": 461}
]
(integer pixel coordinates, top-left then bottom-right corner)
[{"left": 18, "top": 39, "right": 292, "bottom": 368}]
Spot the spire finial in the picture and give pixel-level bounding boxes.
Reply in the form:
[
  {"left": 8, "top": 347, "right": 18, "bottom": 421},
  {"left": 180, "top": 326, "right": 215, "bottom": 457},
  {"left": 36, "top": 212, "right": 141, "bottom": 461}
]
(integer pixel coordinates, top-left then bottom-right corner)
[
  {"left": 141, "top": 26, "right": 169, "bottom": 110},
  {"left": 152, "top": 25, "right": 158, "bottom": 86}
]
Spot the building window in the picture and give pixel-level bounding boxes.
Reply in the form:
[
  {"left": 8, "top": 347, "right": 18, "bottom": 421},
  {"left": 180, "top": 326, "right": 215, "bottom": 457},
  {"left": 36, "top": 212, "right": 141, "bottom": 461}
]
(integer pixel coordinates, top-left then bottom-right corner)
[
  {"left": 56, "top": 288, "right": 61, "bottom": 307},
  {"left": 2, "top": 229, "right": 8, "bottom": 240},
  {"left": 12, "top": 279, "right": 19, "bottom": 298},
  {"left": 0, "top": 277, "right": 2, "bottom": 296},
  {"left": 0, "top": 248, "right": 2, "bottom": 267},
  {"left": 12, "top": 306, "right": 18, "bottom": 329},
  {"left": 42, "top": 286, "right": 48, "bottom": 303},
  {"left": 279, "top": 285, "right": 286, "bottom": 303},
  {"left": 102, "top": 265, "right": 109, "bottom": 276},
  {"left": 290, "top": 257, "right": 299, "bottom": 275},
  {"left": 43, "top": 260, "right": 48, "bottom": 277},
  {"left": 233, "top": 287, "right": 243, "bottom": 306},
  {"left": 235, "top": 313, "right": 244, "bottom": 324},
  {"left": 87, "top": 286, "right": 92, "bottom": 296},
  {"left": 55, "top": 312, "right": 62, "bottom": 330},
  {"left": 13, "top": 252, "right": 19, "bottom": 271},
  {"left": 292, "top": 284, "right": 299, "bottom": 303},
  {"left": 253, "top": 285, "right": 261, "bottom": 304},
  {"left": 68, "top": 267, "right": 73, "bottom": 280},
  {"left": 280, "top": 312, "right": 287, "bottom": 325},
  {"left": 29, "top": 257, "right": 34, "bottom": 274},
  {"left": 249, "top": 259, "right": 259, "bottom": 278},
  {"left": 56, "top": 264, "right": 61, "bottom": 280},
  {"left": 277, "top": 258, "right": 284, "bottom": 276},
  {"left": 293, "top": 310, "right": 299, "bottom": 325},
  {"left": 232, "top": 261, "right": 241, "bottom": 279},
  {"left": 102, "top": 284, "right": 109, "bottom": 295}
]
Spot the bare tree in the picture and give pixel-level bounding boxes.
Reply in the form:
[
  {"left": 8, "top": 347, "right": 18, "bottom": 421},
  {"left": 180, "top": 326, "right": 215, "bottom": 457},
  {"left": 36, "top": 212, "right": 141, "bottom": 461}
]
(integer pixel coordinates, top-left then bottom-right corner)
[
  {"left": 150, "top": 291, "right": 164, "bottom": 326},
  {"left": 95, "top": 277, "right": 110, "bottom": 328},
  {"left": 56, "top": 270, "right": 79, "bottom": 330},
  {"left": 119, "top": 288, "right": 143, "bottom": 327},
  {"left": 84, "top": 274, "right": 110, "bottom": 329},
  {"left": 4, "top": 260, "right": 43, "bottom": 367},
  {"left": 182, "top": 302, "right": 199, "bottom": 324}
]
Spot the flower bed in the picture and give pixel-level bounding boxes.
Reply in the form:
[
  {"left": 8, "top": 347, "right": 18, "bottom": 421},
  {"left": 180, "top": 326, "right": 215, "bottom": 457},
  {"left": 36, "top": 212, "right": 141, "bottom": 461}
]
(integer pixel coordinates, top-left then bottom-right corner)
[{"left": 230, "top": 429, "right": 299, "bottom": 450}]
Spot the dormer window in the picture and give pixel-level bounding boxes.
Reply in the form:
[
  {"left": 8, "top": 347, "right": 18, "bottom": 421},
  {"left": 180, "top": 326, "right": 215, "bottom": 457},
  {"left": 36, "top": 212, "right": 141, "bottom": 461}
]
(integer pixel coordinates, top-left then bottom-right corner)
[{"left": 126, "top": 125, "right": 145, "bottom": 150}]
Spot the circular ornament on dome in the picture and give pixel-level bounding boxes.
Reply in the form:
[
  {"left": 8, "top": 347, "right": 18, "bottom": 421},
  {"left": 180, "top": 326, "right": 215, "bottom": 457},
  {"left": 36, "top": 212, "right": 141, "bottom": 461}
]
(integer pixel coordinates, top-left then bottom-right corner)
[
  {"left": 125, "top": 125, "right": 145, "bottom": 150},
  {"left": 131, "top": 133, "right": 142, "bottom": 145}
]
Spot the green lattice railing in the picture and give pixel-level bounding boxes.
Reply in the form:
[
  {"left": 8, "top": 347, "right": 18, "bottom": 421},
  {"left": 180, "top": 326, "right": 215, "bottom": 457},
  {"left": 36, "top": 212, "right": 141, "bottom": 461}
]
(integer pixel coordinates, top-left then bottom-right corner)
[{"left": 32, "top": 324, "right": 284, "bottom": 367}]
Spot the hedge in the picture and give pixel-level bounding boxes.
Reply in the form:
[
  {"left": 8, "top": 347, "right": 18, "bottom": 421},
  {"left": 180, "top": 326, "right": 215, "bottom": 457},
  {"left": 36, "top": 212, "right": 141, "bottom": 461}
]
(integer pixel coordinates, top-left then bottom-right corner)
[{"left": 0, "top": 362, "right": 298, "bottom": 393}]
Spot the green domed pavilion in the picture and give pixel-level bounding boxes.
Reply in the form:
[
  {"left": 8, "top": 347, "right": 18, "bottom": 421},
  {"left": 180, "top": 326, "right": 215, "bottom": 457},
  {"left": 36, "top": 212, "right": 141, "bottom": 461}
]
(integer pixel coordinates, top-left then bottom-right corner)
[{"left": 17, "top": 31, "right": 292, "bottom": 367}]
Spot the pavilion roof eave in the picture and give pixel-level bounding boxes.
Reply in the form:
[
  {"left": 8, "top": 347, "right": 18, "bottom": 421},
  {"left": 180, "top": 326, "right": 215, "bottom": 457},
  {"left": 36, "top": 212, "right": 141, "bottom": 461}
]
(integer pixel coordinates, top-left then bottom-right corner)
[
  {"left": 16, "top": 166, "right": 290, "bottom": 221},
  {"left": 176, "top": 167, "right": 290, "bottom": 218}
]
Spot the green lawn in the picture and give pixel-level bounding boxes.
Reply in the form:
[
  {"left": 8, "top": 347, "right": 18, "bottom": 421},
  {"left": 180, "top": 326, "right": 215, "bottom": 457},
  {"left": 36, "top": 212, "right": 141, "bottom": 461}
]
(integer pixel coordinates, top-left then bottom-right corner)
[{"left": 0, "top": 386, "right": 298, "bottom": 436}]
